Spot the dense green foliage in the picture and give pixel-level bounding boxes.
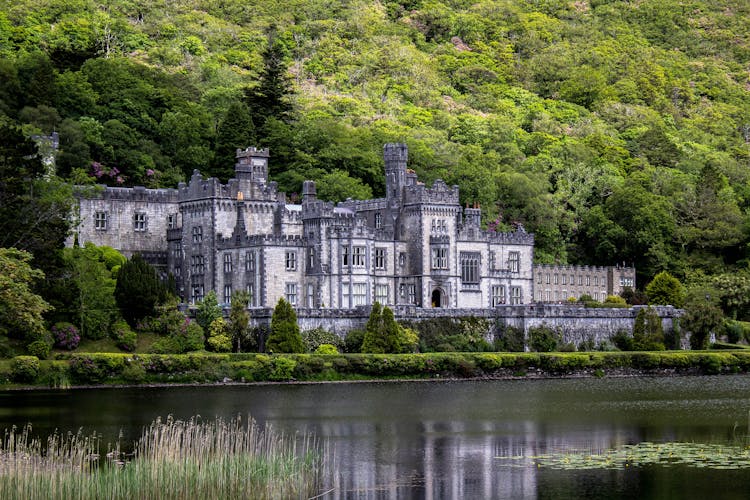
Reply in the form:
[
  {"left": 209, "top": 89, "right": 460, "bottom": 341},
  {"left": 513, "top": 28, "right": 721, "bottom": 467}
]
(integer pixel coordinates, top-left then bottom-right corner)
[
  {"left": 0, "top": 248, "right": 50, "bottom": 341},
  {"left": 0, "top": 0, "right": 748, "bottom": 284},
  {"left": 646, "top": 271, "right": 686, "bottom": 307},
  {"left": 361, "top": 303, "right": 416, "bottom": 353},
  {"left": 7, "top": 351, "right": 750, "bottom": 386},
  {"left": 3, "top": 0, "right": 750, "bottom": 349},
  {"left": 266, "top": 298, "right": 304, "bottom": 353},
  {"left": 114, "top": 254, "right": 169, "bottom": 327}
]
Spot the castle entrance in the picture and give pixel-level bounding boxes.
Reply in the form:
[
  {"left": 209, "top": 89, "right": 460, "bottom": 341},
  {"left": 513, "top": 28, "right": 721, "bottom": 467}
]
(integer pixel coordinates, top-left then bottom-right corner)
[{"left": 431, "top": 289, "right": 443, "bottom": 308}]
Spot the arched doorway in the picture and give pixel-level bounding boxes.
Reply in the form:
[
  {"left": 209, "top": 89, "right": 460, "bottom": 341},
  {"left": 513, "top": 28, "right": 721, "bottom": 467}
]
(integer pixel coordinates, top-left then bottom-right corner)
[{"left": 431, "top": 289, "right": 443, "bottom": 308}]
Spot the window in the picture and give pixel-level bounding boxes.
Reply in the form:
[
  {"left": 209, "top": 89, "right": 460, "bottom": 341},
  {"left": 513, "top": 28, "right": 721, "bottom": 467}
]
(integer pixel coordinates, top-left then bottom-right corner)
[
  {"left": 133, "top": 212, "right": 147, "bottom": 231},
  {"left": 578, "top": 275, "right": 583, "bottom": 285},
  {"left": 342, "top": 246, "right": 349, "bottom": 266},
  {"left": 460, "top": 252, "right": 480, "bottom": 284},
  {"left": 167, "top": 214, "right": 176, "bottom": 229},
  {"left": 223, "top": 254, "right": 232, "bottom": 273},
  {"left": 570, "top": 275, "right": 574, "bottom": 285},
  {"left": 224, "top": 285, "right": 232, "bottom": 304},
  {"left": 192, "top": 226, "right": 202, "bottom": 243},
  {"left": 374, "top": 248, "right": 386, "bottom": 270},
  {"left": 285, "top": 251, "right": 296, "bottom": 271},
  {"left": 308, "top": 247, "right": 315, "bottom": 268},
  {"left": 620, "top": 277, "right": 634, "bottom": 287},
  {"left": 537, "top": 291, "right": 543, "bottom": 301},
  {"left": 491, "top": 285, "right": 505, "bottom": 306},
  {"left": 431, "top": 248, "right": 448, "bottom": 270},
  {"left": 172, "top": 243, "right": 181, "bottom": 260},
  {"left": 191, "top": 255, "right": 205, "bottom": 275},
  {"left": 247, "top": 283, "right": 256, "bottom": 306},
  {"left": 510, "top": 286, "right": 523, "bottom": 305},
  {"left": 431, "top": 219, "right": 447, "bottom": 233},
  {"left": 375, "top": 284, "right": 389, "bottom": 304},
  {"left": 352, "top": 246, "right": 365, "bottom": 267},
  {"left": 285, "top": 283, "right": 297, "bottom": 305},
  {"left": 398, "top": 253, "right": 406, "bottom": 267},
  {"left": 508, "top": 251, "right": 520, "bottom": 273},
  {"left": 545, "top": 290, "right": 551, "bottom": 301},
  {"left": 594, "top": 276, "right": 599, "bottom": 286},
  {"left": 537, "top": 273, "right": 542, "bottom": 284},
  {"left": 192, "top": 284, "right": 204, "bottom": 303},
  {"left": 353, "top": 283, "right": 367, "bottom": 306},
  {"left": 554, "top": 274, "right": 559, "bottom": 285},
  {"left": 586, "top": 275, "right": 591, "bottom": 286},
  {"left": 407, "top": 284, "right": 416, "bottom": 304},
  {"left": 375, "top": 212, "right": 382, "bottom": 229},
  {"left": 562, "top": 274, "right": 567, "bottom": 285},
  {"left": 307, "top": 284, "right": 315, "bottom": 308},
  {"left": 245, "top": 251, "right": 255, "bottom": 272},
  {"left": 546, "top": 273, "right": 551, "bottom": 284},
  {"left": 94, "top": 211, "right": 107, "bottom": 231}
]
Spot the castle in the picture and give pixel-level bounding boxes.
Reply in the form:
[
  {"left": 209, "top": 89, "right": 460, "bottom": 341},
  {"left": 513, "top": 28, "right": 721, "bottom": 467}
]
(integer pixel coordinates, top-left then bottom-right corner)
[{"left": 70, "top": 144, "right": 635, "bottom": 310}]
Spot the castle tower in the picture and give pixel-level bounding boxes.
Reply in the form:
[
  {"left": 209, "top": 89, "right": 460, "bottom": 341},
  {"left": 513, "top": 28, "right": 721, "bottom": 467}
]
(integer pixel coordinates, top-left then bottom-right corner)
[
  {"left": 464, "top": 205, "right": 481, "bottom": 227},
  {"left": 302, "top": 180, "right": 317, "bottom": 202},
  {"left": 384, "top": 143, "right": 408, "bottom": 202},
  {"left": 235, "top": 147, "right": 269, "bottom": 184}
]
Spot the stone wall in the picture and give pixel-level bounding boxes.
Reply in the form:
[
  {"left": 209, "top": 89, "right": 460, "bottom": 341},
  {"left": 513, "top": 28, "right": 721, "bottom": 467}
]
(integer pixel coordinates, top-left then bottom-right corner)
[{"left": 244, "top": 304, "right": 683, "bottom": 349}]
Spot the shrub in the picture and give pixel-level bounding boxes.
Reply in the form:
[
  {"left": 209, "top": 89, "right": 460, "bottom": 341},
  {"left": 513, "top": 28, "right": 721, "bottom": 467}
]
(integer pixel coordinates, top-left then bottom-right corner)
[
  {"left": 266, "top": 298, "right": 304, "bottom": 353},
  {"left": 344, "top": 329, "right": 365, "bottom": 353},
  {"left": 495, "top": 325, "right": 525, "bottom": 352},
  {"left": 315, "top": 344, "right": 339, "bottom": 355},
  {"left": 407, "top": 317, "right": 492, "bottom": 352},
  {"left": 51, "top": 322, "right": 80, "bottom": 350},
  {"left": 604, "top": 295, "right": 627, "bottom": 306},
  {"left": 528, "top": 325, "right": 561, "bottom": 352},
  {"left": 612, "top": 329, "right": 635, "bottom": 351},
  {"left": 27, "top": 340, "right": 52, "bottom": 359},
  {"left": 111, "top": 320, "right": 137, "bottom": 352},
  {"left": 11, "top": 356, "right": 40, "bottom": 382},
  {"left": 270, "top": 356, "right": 297, "bottom": 380},
  {"left": 302, "top": 328, "right": 343, "bottom": 352},
  {"left": 207, "top": 318, "right": 232, "bottom": 353}
]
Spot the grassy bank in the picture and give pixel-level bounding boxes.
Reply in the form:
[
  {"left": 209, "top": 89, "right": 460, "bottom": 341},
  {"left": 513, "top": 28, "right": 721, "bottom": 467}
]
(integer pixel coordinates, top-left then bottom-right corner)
[
  {"left": 3, "top": 351, "right": 750, "bottom": 388},
  {"left": 0, "top": 415, "right": 327, "bottom": 499}
]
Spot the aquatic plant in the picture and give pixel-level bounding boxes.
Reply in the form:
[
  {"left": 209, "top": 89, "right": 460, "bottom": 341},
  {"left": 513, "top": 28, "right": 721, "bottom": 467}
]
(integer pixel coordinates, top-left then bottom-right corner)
[
  {"left": 496, "top": 441, "right": 750, "bottom": 470},
  {"left": 0, "top": 415, "right": 330, "bottom": 499}
]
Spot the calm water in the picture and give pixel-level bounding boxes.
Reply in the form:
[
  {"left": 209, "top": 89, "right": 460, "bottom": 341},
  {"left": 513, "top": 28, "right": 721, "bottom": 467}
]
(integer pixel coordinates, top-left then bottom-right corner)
[{"left": 2, "top": 376, "right": 750, "bottom": 499}]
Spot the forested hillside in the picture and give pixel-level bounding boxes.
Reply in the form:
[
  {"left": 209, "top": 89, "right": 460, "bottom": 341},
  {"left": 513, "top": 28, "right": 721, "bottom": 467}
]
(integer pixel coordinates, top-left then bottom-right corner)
[{"left": 2, "top": 0, "right": 750, "bottom": 289}]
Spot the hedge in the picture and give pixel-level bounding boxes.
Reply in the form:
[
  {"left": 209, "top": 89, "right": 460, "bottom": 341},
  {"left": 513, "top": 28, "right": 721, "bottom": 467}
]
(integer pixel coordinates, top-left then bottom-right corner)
[{"left": 3, "top": 351, "right": 750, "bottom": 387}]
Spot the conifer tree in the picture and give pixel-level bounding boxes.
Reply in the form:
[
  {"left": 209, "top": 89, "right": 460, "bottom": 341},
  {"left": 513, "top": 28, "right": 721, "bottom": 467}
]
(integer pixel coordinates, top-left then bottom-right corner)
[
  {"left": 114, "top": 254, "right": 168, "bottom": 327},
  {"left": 266, "top": 297, "right": 304, "bottom": 353},
  {"left": 211, "top": 100, "right": 255, "bottom": 181},
  {"left": 361, "top": 302, "right": 386, "bottom": 353},
  {"left": 229, "top": 290, "right": 252, "bottom": 352}
]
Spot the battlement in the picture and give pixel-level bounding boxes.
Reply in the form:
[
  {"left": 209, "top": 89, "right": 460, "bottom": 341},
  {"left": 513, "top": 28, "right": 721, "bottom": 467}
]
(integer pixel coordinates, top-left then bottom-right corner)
[
  {"left": 535, "top": 264, "right": 616, "bottom": 273},
  {"left": 403, "top": 179, "right": 460, "bottom": 206},
  {"left": 78, "top": 185, "right": 179, "bottom": 203}
]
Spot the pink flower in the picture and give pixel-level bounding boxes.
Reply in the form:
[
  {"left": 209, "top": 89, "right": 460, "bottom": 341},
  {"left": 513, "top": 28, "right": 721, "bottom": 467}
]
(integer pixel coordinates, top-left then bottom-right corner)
[{"left": 146, "top": 169, "right": 155, "bottom": 177}]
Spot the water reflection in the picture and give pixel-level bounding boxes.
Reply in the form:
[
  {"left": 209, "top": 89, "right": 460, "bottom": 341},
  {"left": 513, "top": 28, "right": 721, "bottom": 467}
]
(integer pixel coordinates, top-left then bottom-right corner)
[{"left": 2, "top": 376, "right": 750, "bottom": 498}]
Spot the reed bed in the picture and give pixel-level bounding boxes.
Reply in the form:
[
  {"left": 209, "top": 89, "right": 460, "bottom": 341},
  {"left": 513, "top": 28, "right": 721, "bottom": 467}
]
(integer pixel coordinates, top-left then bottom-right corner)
[{"left": 0, "top": 415, "right": 330, "bottom": 499}]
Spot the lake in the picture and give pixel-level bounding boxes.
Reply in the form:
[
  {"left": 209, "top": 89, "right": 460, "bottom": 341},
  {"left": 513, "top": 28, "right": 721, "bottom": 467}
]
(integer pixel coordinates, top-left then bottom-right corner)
[{"left": 2, "top": 375, "right": 750, "bottom": 499}]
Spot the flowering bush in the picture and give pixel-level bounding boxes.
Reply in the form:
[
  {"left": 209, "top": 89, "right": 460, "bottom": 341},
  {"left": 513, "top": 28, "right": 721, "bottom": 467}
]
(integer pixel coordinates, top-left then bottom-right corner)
[{"left": 52, "top": 322, "right": 80, "bottom": 350}]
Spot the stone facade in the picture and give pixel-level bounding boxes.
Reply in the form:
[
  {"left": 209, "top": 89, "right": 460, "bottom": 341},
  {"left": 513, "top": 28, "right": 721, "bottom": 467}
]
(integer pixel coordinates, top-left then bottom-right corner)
[
  {"left": 72, "top": 144, "right": 540, "bottom": 309},
  {"left": 532, "top": 264, "right": 636, "bottom": 303}
]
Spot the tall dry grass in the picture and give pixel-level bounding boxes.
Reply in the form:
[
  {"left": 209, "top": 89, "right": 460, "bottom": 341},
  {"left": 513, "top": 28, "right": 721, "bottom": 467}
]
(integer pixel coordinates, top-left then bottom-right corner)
[{"left": 0, "top": 415, "right": 330, "bottom": 499}]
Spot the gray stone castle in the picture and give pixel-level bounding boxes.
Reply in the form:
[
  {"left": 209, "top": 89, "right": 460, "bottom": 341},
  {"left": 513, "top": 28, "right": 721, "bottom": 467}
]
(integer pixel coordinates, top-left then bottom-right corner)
[{"left": 71, "top": 144, "right": 635, "bottom": 311}]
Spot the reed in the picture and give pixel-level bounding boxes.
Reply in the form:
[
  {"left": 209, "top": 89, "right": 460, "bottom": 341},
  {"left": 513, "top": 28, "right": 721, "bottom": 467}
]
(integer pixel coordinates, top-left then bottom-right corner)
[{"left": 0, "top": 415, "right": 330, "bottom": 499}]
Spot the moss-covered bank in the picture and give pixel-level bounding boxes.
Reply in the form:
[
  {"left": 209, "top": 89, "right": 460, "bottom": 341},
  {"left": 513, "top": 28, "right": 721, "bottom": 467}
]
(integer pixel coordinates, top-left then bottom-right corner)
[{"left": 4, "top": 351, "right": 750, "bottom": 389}]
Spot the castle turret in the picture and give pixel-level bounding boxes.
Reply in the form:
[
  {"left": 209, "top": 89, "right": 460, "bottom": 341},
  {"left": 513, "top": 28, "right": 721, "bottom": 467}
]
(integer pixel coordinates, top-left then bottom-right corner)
[
  {"left": 464, "top": 204, "right": 481, "bottom": 227},
  {"left": 384, "top": 143, "right": 408, "bottom": 201},
  {"left": 235, "top": 147, "right": 269, "bottom": 184},
  {"left": 302, "top": 180, "right": 317, "bottom": 201}
]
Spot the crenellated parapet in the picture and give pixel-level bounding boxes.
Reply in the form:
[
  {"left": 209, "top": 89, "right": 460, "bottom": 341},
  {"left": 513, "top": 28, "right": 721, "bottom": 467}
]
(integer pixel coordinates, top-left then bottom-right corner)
[
  {"left": 78, "top": 185, "right": 179, "bottom": 203},
  {"left": 456, "top": 226, "right": 535, "bottom": 245},
  {"left": 302, "top": 199, "right": 337, "bottom": 219},
  {"left": 403, "top": 178, "right": 460, "bottom": 206}
]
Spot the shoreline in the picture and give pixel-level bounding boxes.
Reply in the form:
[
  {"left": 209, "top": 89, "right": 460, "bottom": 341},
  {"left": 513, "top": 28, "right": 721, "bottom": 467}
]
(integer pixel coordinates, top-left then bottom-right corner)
[{"left": 0, "top": 364, "right": 740, "bottom": 391}]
